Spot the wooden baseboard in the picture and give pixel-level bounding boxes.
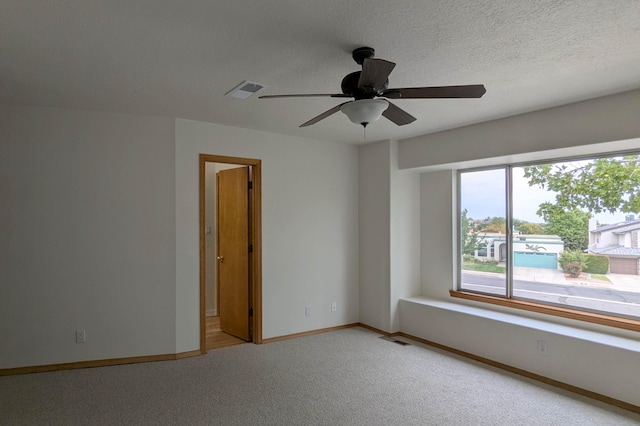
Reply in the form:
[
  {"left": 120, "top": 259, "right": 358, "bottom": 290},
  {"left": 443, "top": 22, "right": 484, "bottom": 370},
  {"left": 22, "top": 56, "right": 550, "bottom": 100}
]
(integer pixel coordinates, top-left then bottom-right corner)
[
  {"left": 0, "top": 353, "right": 177, "bottom": 376},
  {"left": 356, "top": 323, "right": 395, "bottom": 336},
  {"left": 398, "top": 331, "right": 640, "bottom": 415},
  {"left": 176, "top": 350, "right": 203, "bottom": 360},
  {"left": 262, "top": 323, "right": 359, "bottom": 344}
]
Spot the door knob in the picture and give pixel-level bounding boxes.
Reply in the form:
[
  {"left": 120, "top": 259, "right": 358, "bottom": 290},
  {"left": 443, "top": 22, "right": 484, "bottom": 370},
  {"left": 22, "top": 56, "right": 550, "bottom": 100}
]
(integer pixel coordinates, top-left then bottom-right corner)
[{"left": 217, "top": 256, "right": 224, "bottom": 262}]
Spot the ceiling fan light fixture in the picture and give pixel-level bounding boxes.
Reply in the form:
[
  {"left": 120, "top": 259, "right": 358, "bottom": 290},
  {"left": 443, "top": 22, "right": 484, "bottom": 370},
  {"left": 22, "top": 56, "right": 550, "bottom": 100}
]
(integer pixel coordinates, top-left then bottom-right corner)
[{"left": 340, "top": 99, "right": 389, "bottom": 127}]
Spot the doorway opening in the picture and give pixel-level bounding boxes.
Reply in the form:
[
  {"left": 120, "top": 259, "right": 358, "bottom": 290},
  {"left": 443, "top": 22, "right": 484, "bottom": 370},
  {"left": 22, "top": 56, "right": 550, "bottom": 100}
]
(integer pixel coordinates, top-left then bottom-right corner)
[{"left": 199, "top": 154, "right": 262, "bottom": 353}]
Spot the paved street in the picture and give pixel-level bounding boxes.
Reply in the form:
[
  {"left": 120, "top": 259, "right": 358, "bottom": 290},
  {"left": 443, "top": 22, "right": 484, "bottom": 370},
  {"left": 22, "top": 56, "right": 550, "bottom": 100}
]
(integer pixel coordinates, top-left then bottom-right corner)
[
  {"left": 462, "top": 269, "right": 640, "bottom": 317},
  {"left": 462, "top": 273, "right": 640, "bottom": 304}
]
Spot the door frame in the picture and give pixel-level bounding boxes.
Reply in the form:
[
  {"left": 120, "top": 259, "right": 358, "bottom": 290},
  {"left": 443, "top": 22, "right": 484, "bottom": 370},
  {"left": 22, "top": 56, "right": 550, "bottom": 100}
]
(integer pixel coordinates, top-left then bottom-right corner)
[{"left": 199, "top": 154, "right": 262, "bottom": 353}]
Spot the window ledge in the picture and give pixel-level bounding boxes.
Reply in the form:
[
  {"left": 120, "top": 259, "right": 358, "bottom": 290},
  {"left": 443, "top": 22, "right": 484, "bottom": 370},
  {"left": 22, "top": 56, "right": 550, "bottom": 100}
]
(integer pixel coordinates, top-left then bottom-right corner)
[
  {"left": 450, "top": 290, "right": 640, "bottom": 333},
  {"left": 401, "top": 296, "right": 640, "bottom": 352}
]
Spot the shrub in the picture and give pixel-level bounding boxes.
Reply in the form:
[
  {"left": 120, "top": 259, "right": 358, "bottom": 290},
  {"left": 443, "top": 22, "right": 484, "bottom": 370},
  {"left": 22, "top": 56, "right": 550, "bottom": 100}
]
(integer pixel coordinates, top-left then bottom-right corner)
[
  {"left": 559, "top": 250, "right": 587, "bottom": 270},
  {"left": 563, "top": 262, "right": 582, "bottom": 277},
  {"left": 583, "top": 254, "right": 609, "bottom": 274},
  {"left": 463, "top": 254, "right": 475, "bottom": 263}
]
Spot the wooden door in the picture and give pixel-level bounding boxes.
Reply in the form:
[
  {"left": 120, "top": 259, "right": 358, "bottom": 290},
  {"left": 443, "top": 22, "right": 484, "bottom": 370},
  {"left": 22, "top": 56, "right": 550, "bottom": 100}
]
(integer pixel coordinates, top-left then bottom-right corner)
[{"left": 217, "top": 166, "right": 250, "bottom": 341}]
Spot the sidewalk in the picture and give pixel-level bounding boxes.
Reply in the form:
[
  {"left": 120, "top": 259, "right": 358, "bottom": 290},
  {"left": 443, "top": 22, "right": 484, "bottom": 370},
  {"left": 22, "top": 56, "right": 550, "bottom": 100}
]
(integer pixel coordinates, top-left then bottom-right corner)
[
  {"left": 604, "top": 273, "right": 640, "bottom": 292},
  {"left": 515, "top": 267, "right": 640, "bottom": 293},
  {"left": 512, "top": 267, "right": 570, "bottom": 286}
]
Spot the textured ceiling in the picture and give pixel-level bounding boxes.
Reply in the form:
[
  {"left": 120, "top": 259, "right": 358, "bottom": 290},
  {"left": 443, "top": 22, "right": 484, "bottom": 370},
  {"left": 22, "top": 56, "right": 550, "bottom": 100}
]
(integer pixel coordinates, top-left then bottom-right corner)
[{"left": 2, "top": 1, "right": 640, "bottom": 144}]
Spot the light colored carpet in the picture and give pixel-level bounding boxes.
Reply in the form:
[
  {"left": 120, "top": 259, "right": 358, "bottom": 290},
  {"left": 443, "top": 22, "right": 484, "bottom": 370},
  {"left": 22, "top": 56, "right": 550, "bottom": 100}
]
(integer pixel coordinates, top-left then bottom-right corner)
[{"left": 1, "top": 327, "right": 639, "bottom": 425}]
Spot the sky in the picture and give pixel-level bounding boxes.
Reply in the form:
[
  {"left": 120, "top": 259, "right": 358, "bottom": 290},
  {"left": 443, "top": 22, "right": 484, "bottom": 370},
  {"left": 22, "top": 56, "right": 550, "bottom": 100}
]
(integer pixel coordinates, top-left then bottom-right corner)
[{"left": 460, "top": 166, "right": 630, "bottom": 225}]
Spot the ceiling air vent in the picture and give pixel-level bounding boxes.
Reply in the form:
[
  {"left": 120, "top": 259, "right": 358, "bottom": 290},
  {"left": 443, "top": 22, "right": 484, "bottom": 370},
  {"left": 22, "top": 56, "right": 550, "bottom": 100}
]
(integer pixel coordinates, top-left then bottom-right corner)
[{"left": 225, "top": 81, "right": 266, "bottom": 99}]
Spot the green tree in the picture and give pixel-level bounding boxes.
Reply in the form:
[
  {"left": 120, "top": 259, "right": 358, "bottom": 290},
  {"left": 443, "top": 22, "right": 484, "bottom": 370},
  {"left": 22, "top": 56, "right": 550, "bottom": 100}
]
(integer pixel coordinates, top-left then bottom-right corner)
[
  {"left": 517, "top": 223, "right": 544, "bottom": 234},
  {"left": 558, "top": 250, "right": 588, "bottom": 269},
  {"left": 512, "top": 218, "right": 526, "bottom": 229},
  {"left": 460, "top": 209, "right": 481, "bottom": 255},
  {"left": 523, "top": 156, "right": 640, "bottom": 250},
  {"left": 523, "top": 156, "right": 640, "bottom": 216},
  {"left": 478, "top": 217, "right": 506, "bottom": 234},
  {"left": 558, "top": 250, "right": 588, "bottom": 277},
  {"left": 543, "top": 209, "right": 590, "bottom": 251}
]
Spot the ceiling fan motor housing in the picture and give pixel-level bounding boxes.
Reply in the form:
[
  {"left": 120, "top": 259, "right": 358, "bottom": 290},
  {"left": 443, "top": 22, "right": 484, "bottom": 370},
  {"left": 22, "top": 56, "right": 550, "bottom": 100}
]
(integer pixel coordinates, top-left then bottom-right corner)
[
  {"left": 351, "top": 46, "right": 376, "bottom": 64},
  {"left": 341, "top": 71, "right": 388, "bottom": 99}
]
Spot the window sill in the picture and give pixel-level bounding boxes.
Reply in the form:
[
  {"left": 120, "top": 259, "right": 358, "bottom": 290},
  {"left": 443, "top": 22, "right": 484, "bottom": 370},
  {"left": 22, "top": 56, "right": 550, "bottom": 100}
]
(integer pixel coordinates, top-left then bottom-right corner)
[{"left": 450, "top": 290, "right": 640, "bottom": 333}]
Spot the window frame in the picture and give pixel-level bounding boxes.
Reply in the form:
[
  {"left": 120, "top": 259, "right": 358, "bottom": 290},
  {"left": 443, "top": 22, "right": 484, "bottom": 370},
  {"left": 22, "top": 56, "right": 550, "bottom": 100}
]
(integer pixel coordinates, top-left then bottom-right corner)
[{"left": 455, "top": 151, "right": 640, "bottom": 333}]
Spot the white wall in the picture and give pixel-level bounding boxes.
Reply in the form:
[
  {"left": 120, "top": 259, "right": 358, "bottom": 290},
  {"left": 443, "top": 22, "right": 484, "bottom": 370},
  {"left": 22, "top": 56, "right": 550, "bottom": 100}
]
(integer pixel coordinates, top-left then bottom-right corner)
[
  {"left": 175, "top": 119, "right": 359, "bottom": 350},
  {"left": 1, "top": 105, "right": 359, "bottom": 366},
  {"left": 389, "top": 141, "right": 421, "bottom": 331},
  {"left": 358, "top": 140, "right": 421, "bottom": 333},
  {"left": 393, "top": 88, "right": 640, "bottom": 406},
  {"left": 0, "top": 105, "right": 176, "bottom": 368},
  {"left": 399, "top": 88, "right": 640, "bottom": 170},
  {"left": 358, "top": 141, "right": 392, "bottom": 331},
  {"left": 419, "top": 170, "right": 456, "bottom": 299}
]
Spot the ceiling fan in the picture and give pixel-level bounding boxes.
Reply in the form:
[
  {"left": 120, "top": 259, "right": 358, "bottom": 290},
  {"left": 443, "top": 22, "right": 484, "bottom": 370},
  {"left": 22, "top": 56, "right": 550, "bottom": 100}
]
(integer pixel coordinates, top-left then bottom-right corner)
[{"left": 259, "top": 47, "right": 486, "bottom": 128}]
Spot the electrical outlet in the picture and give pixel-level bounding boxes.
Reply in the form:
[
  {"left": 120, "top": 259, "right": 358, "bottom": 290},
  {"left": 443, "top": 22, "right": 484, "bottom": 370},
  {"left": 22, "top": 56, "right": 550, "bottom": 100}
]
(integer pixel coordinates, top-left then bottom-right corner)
[
  {"left": 76, "top": 330, "right": 86, "bottom": 344},
  {"left": 331, "top": 302, "right": 337, "bottom": 312},
  {"left": 305, "top": 306, "right": 311, "bottom": 316},
  {"left": 537, "top": 340, "right": 549, "bottom": 355}
]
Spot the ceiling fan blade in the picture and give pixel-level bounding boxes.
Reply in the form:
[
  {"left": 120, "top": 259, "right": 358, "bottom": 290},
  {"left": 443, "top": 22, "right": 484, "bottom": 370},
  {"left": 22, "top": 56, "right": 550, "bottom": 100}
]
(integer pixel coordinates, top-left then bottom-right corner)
[
  {"left": 300, "top": 104, "right": 346, "bottom": 127},
  {"left": 259, "top": 93, "right": 351, "bottom": 99},
  {"left": 382, "top": 101, "right": 416, "bottom": 126},
  {"left": 383, "top": 84, "right": 486, "bottom": 99},
  {"left": 358, "top": 58, "right": 396, "bottom": 91}
]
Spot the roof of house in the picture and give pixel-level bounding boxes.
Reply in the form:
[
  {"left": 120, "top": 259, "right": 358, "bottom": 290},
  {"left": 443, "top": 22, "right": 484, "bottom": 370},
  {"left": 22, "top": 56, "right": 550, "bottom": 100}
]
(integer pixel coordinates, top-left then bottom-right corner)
[
  {"left": 591, "top": 219, "right": 640, "bottom": 234},
  {"left": 589, "top": 245, "right": 640, "bottom": 257}
]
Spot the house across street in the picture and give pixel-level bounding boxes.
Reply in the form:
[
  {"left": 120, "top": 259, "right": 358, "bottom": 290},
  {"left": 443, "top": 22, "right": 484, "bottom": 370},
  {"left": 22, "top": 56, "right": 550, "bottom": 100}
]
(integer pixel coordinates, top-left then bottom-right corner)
[
  {"left": 589, "top": 215, "right": 640, "bottom": 275},
  {"left": 473, "top": 233, "right": 564, "bottom": 269}
]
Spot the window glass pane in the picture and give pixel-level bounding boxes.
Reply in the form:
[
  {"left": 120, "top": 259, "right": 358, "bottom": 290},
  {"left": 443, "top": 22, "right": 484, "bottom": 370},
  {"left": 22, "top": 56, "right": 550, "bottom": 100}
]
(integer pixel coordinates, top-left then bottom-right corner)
[
  {"left": 512, "top": 157, "right": 640, "bottom": 319},
  {"left": 459, "top": 169, "right": 507, "bottom": 296}
]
